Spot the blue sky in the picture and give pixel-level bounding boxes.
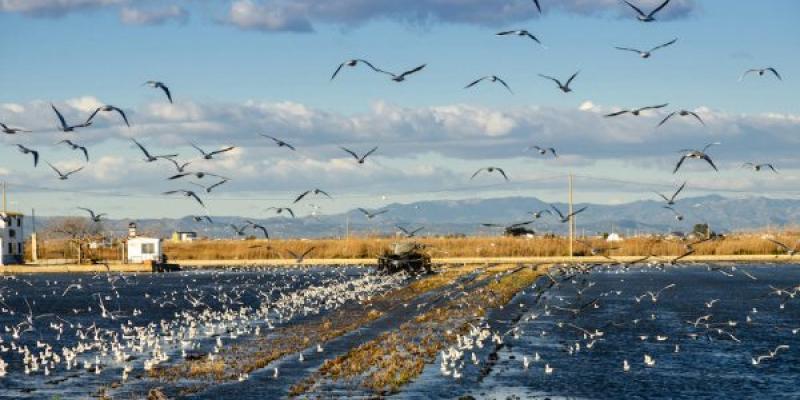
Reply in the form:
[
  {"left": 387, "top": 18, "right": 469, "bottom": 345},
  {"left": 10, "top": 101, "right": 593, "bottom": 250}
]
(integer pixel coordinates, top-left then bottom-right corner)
[{"left": 0, "top": 0, "right": 799, "bottom": 220}]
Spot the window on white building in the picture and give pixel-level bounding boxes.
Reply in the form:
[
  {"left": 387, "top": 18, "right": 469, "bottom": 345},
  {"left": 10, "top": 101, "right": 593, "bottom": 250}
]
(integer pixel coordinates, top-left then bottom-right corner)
[
  {"left": 142, "top": 243, "right": 155, "bottom": 254},
  {"left": 8, "top": 229, "right": 15, "bottom": 238}
]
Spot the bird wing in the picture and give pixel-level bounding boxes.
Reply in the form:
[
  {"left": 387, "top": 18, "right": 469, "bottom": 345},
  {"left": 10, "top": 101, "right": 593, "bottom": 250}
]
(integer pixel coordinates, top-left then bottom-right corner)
[
  {"left": 605, "top": 110, "right": 630, "bottom": 117},
  {"left": 286, "top": 208, "right": 295, "bottom": 218},
  {"left": 131, "top": 140, "right": 153, "bottom": 159},
  {"left": 79, "top": 146, "right": 89, "bottom": 162},
  {"left": 51, "top": 104, "right": 69, "bottom": 129},
  {"left": 496, "top": 30, "right": 515, "bottom": 35},
  {"left": 767, "top": 68, "right": 782, "bottom": 80},
  {"left": 702, "top": 154, "right": 719, "bottom": 171},
  {"left": 112, "top": 106, "right": 130, "bottom": 127},
  {"left": 496, "top": 168, "right": 510, "bottom": 181},
  {"left": 78, "top": 207, "right": 95, "bottom": 219},
  {"left": 650, "top": 38, "right": 678, "bottom": 52},
  {"left": 622, "top": 0, "right": 646, "bottom": 17},
  {"left": 294, "top": 191, "right": 310, "bottom": 203},
  {"left": 189, "top": 192, "right": 206, "bottom": 207},
  {"left": 209, "top": 146, "right": 235, "bottom": 156},
  {"left": 287, "top": 250, "right": 300, "bottom": 260},
  {"left": 568, "top": 206, "right": 588, "bottom": 218},
  {"left": 532, "top": 0, "right": 541, "bottom": 13},
  {"left": 465, "top": 77, "right": 487, "bottom": 89},
  {"left": 357, "top": 208, "right": 370, "bottom": 216},
  {"left": 330, "top": 63, "right": 346, "bottom": 80},
  {"left": 356, "top": 59, "right": 393, "bottom": 76},
  {"left": 658, "top": 112, "right": 677, "bottom": 127},
  {"left": 673, "top": 155, "right": 690, "bottom": 174},
  {"left": 471, "top": 168, "right": 486, "bottom": 180},
  {"left": 702, "top": 142, "right": 720, "bottom": 152},
  {"left": 538, "top": 74, "right": 561, "bottom": 87},
  {"left": 86, "top": 107, "right": 102, "bottom": 124},
  {"left": 65, "top": 166, "right": 84, "bottom": 176},
  {"left": 614, "top": 47, "right": 643, "bottom": 54},
  {"left": 398, "top": 64, "right": 425, "bottom": 78},
  {"left": 374, "top": 209, "right": 389, "bottom": 216},
  {"left": 169, "top": 173, "right": 191, "bottom": 180},
  {"left": 654, "top": 192, "right": 670, "bottom": 202},
  {"left": 158, "top": 83, "right": 173, "bottom": 103},
  {"left": 765, "top": 164, "right": 778, "bottom": 173},
  {"left": 687, "top": 111, "right": 705, "bottom": 125},
  {"left": 46, "top": 162, "right": 62, "bottom": 176},
  {"left": 316, "top": 189, "right": 332, "bottom": 198},
  {"left": 648, "top": 0, "right": 671, "bottom": 17},
  {"left": 284, "top": 141, "right": 296, "bottom": 151},
  {"left": 495, "top": 77, "right": 514, "bottom": 93},
  {"left": 766, "top": 238, "right": 790, "bottom": 251},
  {"left": 565, "top": 71, "right": 580, "bottom": 87},
  {"left": 739, "top": 69, "right": 759, "bottom": 82},
  {"left": 340, "top": 147, "right": 360, "bottom": 160},
  {"left": 637, "top": 103, "right": 669, "bottom": 112},
  {"left": 362, "top": 146, "right": 378, "bottom": 160},
  {"left": 670, "top": 181, "right": 687, "bottom": 202},
  {"left": 550, "top": 205, "right": 566, "bottom": 220},
  {"left": 207, "top": 179, "right": 228, "bottom": 192},
  {"left": 301, "top": 247, "right": 316, "bottom": 258},
  {"left": 525, "top": 32, "right": 542, "bottom": 44},
  {"left": 190, "top": 143, "right": 207, "bottom": 156}
]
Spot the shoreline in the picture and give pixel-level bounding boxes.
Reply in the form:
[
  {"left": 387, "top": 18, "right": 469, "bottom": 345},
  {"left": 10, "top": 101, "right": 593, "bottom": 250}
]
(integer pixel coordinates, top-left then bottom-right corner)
[{"left": 1, "top": 254, "right": 795, "bottom": 274}]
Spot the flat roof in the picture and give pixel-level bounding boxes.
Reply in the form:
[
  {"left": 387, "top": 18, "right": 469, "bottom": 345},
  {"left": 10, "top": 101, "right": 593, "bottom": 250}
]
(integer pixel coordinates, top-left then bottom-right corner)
[{"left": 0, "top": 212, "right": 23, "bottom": 217}]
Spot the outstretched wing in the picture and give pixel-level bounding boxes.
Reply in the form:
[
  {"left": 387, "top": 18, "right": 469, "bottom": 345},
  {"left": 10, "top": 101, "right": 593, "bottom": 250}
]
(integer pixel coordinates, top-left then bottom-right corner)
[
  {"left": 615, "top": 47, "right": 642, "bottom": 54},
  {"left": 650, "top": 38, "right": 678, "bottom": 52},
  {"left": 51, "top": 104, "right": 68, "bottom": 129},
  {"left": 340, "top": 146, "right": 360, "bottom": 160},
  {"left": 495, "top": 77, "right": 514, "bottom": 93},
  {"left": 622, "top": 1, "right": 646, "bottom": 17},
  {"left": 565, "top": 71, "right": 580, "bottom": 87},
  {"left": 670, "top": 181, "right": 687, "bottom": 202},
  {"left": 648, "top": 0, "right": 671, "bottom": 17},
  {"left": 673, "top": 155, "right": 687, "bottom": 174},
  {"left": 465, "top": 77, "right": 487, "bottom": 89}
]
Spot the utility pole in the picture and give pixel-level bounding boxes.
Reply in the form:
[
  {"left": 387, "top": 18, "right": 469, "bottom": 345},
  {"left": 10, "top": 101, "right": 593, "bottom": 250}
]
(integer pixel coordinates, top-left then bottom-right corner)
[
  {"left": 568, "top": 174, "right": 574, "bottom": 258},
  {"left": 2, "top": 182, "right": 6, "bottom": 213}
]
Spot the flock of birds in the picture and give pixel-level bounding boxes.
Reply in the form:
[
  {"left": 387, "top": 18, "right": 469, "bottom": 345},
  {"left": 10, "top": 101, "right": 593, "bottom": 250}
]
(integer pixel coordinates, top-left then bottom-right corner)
[{"left": 0, "top": 0, "right": 788, "bottom": 244}]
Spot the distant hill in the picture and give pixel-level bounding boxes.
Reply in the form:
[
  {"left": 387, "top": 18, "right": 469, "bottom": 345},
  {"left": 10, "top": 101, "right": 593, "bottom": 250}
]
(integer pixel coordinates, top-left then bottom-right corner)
[{"left": 23, "top": 195, "right": 800, "bottom": 239}]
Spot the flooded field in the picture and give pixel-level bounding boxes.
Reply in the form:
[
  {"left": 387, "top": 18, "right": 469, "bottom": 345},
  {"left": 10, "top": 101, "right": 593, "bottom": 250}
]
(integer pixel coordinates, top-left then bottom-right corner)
[{"left": 0, "top": 264, "right": 798, "bottom": 399}]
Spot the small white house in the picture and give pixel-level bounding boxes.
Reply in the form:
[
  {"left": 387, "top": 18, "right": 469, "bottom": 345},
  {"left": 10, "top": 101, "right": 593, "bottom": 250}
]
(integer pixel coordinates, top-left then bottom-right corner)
[
  {"left": 127, "top": 237, "right": 162, "bottom": 264},
  {"left": 0, "top": 211, "right": 24, "bottom": 265},
  {"left": 606, "top": 233, "right": 624, "bottom": 243}
]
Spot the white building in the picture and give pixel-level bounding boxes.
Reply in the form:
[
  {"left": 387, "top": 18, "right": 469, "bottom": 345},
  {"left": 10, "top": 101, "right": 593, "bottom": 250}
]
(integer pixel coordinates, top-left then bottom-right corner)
[
  {"left": 0, "top": 211, "right": 24, "bottom": 265},
  {"left": 127, "top": 237, "right": 162, "bottom": 264}
]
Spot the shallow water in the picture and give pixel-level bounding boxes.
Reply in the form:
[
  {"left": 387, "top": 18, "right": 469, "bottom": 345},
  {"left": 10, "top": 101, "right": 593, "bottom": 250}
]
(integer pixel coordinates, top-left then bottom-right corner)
[{"left": 1, "top": 264, "right": 799, "bottom": 399}]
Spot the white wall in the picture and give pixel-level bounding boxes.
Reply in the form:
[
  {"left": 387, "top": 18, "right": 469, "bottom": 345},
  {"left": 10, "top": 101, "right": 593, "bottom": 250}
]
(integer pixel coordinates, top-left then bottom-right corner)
[{"left": 127, "top": 238, "right": 162, "bottom": 263}]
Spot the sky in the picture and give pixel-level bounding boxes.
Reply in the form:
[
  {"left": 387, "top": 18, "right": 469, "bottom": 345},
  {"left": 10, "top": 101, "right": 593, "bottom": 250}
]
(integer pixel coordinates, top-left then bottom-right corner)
[{"left": 0, "top": 0, "right": 799, "bottom": 220}]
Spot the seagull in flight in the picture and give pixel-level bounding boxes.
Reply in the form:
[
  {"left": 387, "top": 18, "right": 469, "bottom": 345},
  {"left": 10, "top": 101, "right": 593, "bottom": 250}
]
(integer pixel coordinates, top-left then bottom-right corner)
[
  {"left": 0, "top": 122, "right": 30, "bottom": 134},
  {"left": 79, "top": 207, "right": 106, "bottom": 222},
  {"left": 86, "top": 105, "right": 130, "bottom": 127},
  {"left": 465, "top": 76, "right": 513, "bottom": 93},
  {"left": 246, "top": 221, "right": 270, "bottom": 239},
  {"left": 143, "top": 81, "right": 173, "bottom": 103},
  {"left": 266, "top": 207, "right": 295, "bottom": 218},
  {"left": 294, "top": 189, "right": 332, "bottom": 204},
  {"left": 47, "top": 162, "right": 83, "bottom": 180},
  {"left": 58, "top": 140, "right": 89, "bottom": 162},
  {"left": 191, "top": 143, "right": 235, "bottom": 160},
  {"left": 658, "top": 109, "right": 704, "bottom": 127},
  {"left": 496, "top": 30, "right": 543, "bottom": 46},
  {"left": 526, "top": 145, "right": 558, "bottom": 157},
  {"left": 622, "top": 0, "right": 672, "bottom": 22},
  {"left": 331, "top": 59, "right": 390, "bottom": 81},
  {"left": 51, "top": 103, "right": 91, "bottom": 132},
  {"left": 530, "top": 209, "right": 552, "bottom": 219},
  {"left": 765, "top": 239, "right": 799, "bottom": 257},
  {"left": 163, "top": 190, "right": 205, "bottom": 208},
  {"left": 397, "top": 225, "right": 424, "bottom": 238},
  {"left": 189, "top": 179, "right": 229, "bottom": 193},
  {"left": 615, "top": 38, "right": 677, "bottom": 58},
  {"left": 740, "top": 68, "right": 781, "bottom": 81},
  {"left": 386, "top": 64, "right": 426, "bottom": 82},
  {"left": 358, "top": 208, "right": 388, "bottom": 220},
  {"left": 654, "top": 181, "right": 686, "bottom": 205},
  {"left": 340, "top": 146, "right": 378, "bottom": 164},
  {"left": 550, "top": 204, "right": 588, "bottom": 223},
  {"left": 550, "top": 205, "right": 587, "bottom": 223},
  {"left": 132, "top": 139, "right": 178, "bottom": 162},
  {"left": 287, "top": 247, "right": 315, "bottom": 263},
  {"left": 605, "top": 103, "right": 668, "bottom": 118},
  {"left": 260, "top": 134, "right": 296, "bottom": 151},
  {"left": 167, "top": 158, "right": 192, "bottom": 173},
  {"left": 539, "top": 71, "right": 579, "bottom": 93},
  {"left": 471, "top": 167, "right": 509, "bottom": 181},
  {"left": 663, "top": 206, "right": 684, "bottom": 221},
  {"left": 169, "top": 171, "right": 228, "bottom": 180},
  {"left": 742, "top": 163, "right": 778, "bottom": 173},
  {"left": 15, "top": 144, "right": 39, "bottom": 167},
  {"left": 674, "top": 143, "right": 719, "bottom": 174}
]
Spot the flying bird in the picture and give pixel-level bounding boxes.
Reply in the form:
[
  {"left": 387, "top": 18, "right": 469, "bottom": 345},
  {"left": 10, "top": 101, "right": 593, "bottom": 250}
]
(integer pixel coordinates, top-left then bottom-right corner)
[
  {"left": 51, "top": 103, "right": 92, "bottom": 132},
  {"left": 78, "top": 207, "right": 106, "bottom": 222},
  {"left": 654, "top": 181, "right": 686, "bottom": 205},
  {"left": 465, "top": 76, "right": 513, "bottom": 93},
  {"left": 387, "top": 64, "right": 426, "bottom": 82},
  {"left": 287, "top": 247, "right": 315, "bottom": 263},
  {"left": 658, "top": 110, "right": 705, "bottom": 127},
  {"left": 167, "top": 158, "right": 192, "bottom": 173},
  {"left": 15, "top": 144, "right": 39, "bottom": 167},
  {"left": 144, "top": 81, "right": 173, "bottom": 103},
  {"left": 674, "top": 143, "right": 719, "bottom": 174},
  {"left": 86, "top": 105, "right": 130, "bottom": 127},
  {"left": 765, "top": 239, "right": 799, "bottom": 257},
  {"left": 294, "top": 189, "right": 332, "bottom": 204},
  {"left": 58, "top": 140, "right": 89, "bottom": 162},
  {"left": 246, "top": 221, "right": 270, "bottom": 239},
  {"left": 0, "top": 122, "right": 30, "bottom": 134},
  {"left": 230, "top": 224, "right": 249, "bottom": 236},
  {"left": 47, "top": 162, "right": 83, "bottom": 180},
  {"left": 357, "top": 208, "right": 388, "bottom": 220},
  {"left": 260, "top": 134, "right": 296, "bottom": 151},
  {"left": 739, "top": 68, "right": 781, "bottom": 81},
  {"left": 131, "top": 139, "right": 178, "bottom": 162},
  {"left": 191, "top": 143, "right": 236, "bottom": 160},
  {"left": 663, "top": 206, "right": 684, "bottom": 221},
  {"left": 330, "top": 59, "right": 390, "bottom": 81},
  {"left": 163, "top": 190, "right": 206, "bottom": 207},
  {"left": 471, "top": 167, "right": 509, "bottom": 181},
  {"left": 742, "top": 163, "right": 778, "bottom": 173},
  {"left": 397, "top": 225, "right": 424, "bottom": 238},
  {"left": 340, "top": 146, "right": 378, "bottom": 164},
  {"left": 496, "top": 30, "right": 543, "bottom": 46},
  {"left": 605, "top": 103, "right": 668, "bottom": 117},
  {"left": 530, "top": 209, "right": 552, "bottom": 219},
  {"left": 539, "top": 71, "right": 580, "bottom": 93},
  {"left": 189, "top": 179, "right": 229, "bottom": 193},
  {"left": 615, "top": 38, "right": 677, "bottom": 58},
  {"left": 169, "top": 171, "right": 228, "bottom": 180},
  {"left": 526, "top": 145, "right": 558, "bottom": 157},
  {"left": 550, "top": 205, "right": 587, "bottom": 223},
  {"left": 266, "top": 207, "right": 295, "bottom": 218},
  {"left": 622, "top": 0, "right": 672, "bottom": 22}
]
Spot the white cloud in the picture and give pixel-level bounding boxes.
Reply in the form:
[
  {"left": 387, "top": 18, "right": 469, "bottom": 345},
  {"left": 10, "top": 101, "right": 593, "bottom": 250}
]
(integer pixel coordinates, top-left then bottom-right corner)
[
  {"left": 0, "top": 0, "right": 121, "bottom": 16},
  {"left": 119, "top": 5, "right": 188, "bottom": 26}
]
